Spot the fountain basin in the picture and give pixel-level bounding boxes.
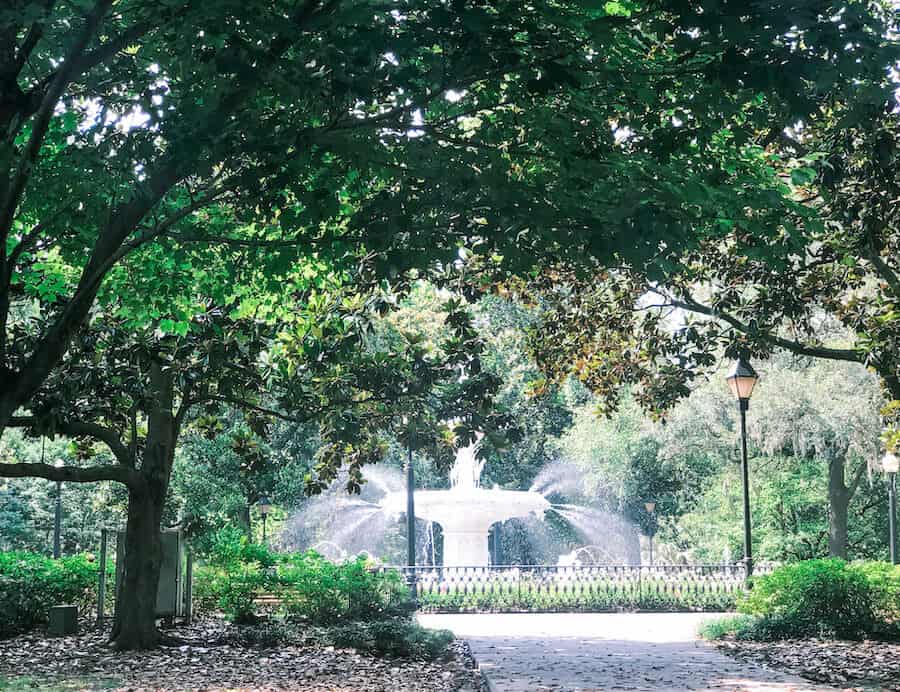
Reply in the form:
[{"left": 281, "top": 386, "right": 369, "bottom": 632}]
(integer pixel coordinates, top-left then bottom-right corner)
[{"left": 383, "top": 488, "right": 551, "bottom": 566}]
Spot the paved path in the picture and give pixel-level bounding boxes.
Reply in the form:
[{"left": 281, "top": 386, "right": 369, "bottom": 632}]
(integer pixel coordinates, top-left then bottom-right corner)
[{"left": 418, "top": 613, "right": 830, "bottom": 692}]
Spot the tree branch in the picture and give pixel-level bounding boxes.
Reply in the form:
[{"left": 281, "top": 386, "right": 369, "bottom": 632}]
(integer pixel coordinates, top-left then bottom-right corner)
[
  {"left": 2, "top": 203, "right": 74, "bottom": 291},
  {"left": 659, "top": 289, "right": 864, "bottom": 364},
  {"left": 0, "top": 0, "right": 113, "bottom": 242},
  {"left": 866, "top": 250, "right": 900, "bottom": 299},
  {"left": 0, "top": 460, "right": 139, "bottom": 487},
  {"left": 12, "top": 12, "right": 50, "bottom": 78},
  {"left": 8, "top": 415, "right": 132, "bottom": 468}
]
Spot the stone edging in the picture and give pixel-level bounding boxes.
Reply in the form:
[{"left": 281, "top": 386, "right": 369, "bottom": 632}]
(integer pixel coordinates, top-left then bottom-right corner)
[{"left": 466, "top": 641, "right": 499, "bottom": 692}]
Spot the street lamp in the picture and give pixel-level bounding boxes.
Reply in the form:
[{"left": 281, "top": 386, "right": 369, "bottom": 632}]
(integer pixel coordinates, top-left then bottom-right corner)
[
  {"left": 257, "top": 495, "right": 272, "bottom": 545},
  {"left": 405, "top": 429, "right": 418, "bottom": 603},
  {"left": 53, "top": 458, "right": 63, "bottom": 559},
  {"left": 644, "top": 501, "right": 657, "bottom": 566},
  {"left": 726, "top": 357, "right": 759, "bottom": 578},
  {"left": 882, "top": 452, "right": 899, "bottom": 565}
]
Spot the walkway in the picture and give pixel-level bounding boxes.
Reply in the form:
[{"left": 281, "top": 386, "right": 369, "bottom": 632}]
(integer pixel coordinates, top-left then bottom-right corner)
[{"left": 418, "top": 613, "right": 831, "bottom": 692}]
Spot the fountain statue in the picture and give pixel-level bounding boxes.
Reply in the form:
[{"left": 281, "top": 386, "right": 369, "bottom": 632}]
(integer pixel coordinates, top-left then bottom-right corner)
[{"left": 381, "top": 434, "right": 551, "bottom": 565}]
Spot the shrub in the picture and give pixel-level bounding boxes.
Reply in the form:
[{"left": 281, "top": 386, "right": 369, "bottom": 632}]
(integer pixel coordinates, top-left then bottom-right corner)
[
  {"left": 738, "top": 559, "right": 877, "bottom": 639},
  {"left": 278, "top": 553, "right": 410, "bottom": 624},
  {"left": 193, "top": 548, "right": 411, "bottom": 624},
  {"left": 328, "top": 619, "right": 454, "bottom": 660},
  {"left": 206, "top": 527, "right": 277, "bottom": 569},
  {"left": 218, "top": 617, "right": 454, "bottom": 661},
  {"left": 0, "top": 551, "right": 107, "bottom": 638},
  {"left": 854, "top": 561, "right": 900, "bottom": 622}
]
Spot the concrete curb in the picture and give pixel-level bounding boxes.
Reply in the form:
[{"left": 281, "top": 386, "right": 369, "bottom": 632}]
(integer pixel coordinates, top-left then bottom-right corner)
[{"left": 467, "top": 642, "right": 500, "bottom": 692}]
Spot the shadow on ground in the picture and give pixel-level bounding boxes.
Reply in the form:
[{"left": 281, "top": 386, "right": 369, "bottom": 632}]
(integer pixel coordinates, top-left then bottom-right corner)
[{"left": 418, "top": 613, "right": 831, "bottom": 692}]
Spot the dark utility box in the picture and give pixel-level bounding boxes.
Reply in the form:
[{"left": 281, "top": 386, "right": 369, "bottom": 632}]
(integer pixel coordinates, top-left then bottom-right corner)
[{"left": 48, "top": 604, "right": 78, "bottom": 636}]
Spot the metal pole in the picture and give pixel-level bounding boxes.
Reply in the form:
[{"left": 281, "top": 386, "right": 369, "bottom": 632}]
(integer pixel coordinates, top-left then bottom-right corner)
[
  {"left": 96, "top": 528, "right": 107, "bottom": 627},
  {"left": 889, "top": 473, "right": 897, "bottom": 565},
  {"left": 648, "top": 533, "right": 653, "bottom": 566},
  {"left": 185, "top": 551, "right": 194, "bottom": 623},
  {"left": 739, "top": 400, "right": 753, "bottom": 578},
  {"left": 262, "top": 514, "right": 268, "bottom": 545},
  {"left": 406, "top": 443, "right": 417, "bottom": 602},
  {"left": 53, "top": 479, "right": 62, "bottom": 559}
]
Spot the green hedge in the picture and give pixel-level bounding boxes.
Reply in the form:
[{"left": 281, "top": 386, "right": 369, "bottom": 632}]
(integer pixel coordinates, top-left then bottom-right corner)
[
  {"left": 416, "top": 576, "right": 738, "bottom": 613},
  {"left": 0, "top": 552, "right": 109, "bottom": 638},
  {"left": 193, "top": 537, "right": 410, "bottom": 624},
  {"left": 702, "top": 559, "right": 900, "bottom": 641}
]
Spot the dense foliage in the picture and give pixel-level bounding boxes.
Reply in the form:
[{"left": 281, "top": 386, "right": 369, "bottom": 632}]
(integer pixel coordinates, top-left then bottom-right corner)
[
  {"left": 3, "top": 0, "right": 899, "bottom": 652},
  {"left": 701, "top": 559, "right": 900, "bottom": 641},
  {"left": 193, "top": 533, "right": 409, "bottom": 625},
  {"left": 192, "top": 535, "right": 453, "bottom": 660},
  {"left": 0, "top": 551, "right": 110, "bottom": 638}
]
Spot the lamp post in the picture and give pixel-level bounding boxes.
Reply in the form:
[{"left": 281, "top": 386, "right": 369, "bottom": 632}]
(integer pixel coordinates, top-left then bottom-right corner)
[
  {"left": 644, "top": 501, "right": 657, "bottom": 566},
  {"left": 257, "top": 495, "right": 272, "bottom": 545},
  {"left": 53, "top": 458, "right": 63, "bottom": 559},
  {"left": 405, "top": 438, "right": 418, "bottom": 602},
  {"left": 725, "top": 357, "right": 759, "bottom": 578},
  {"left": 882, "top": 452, "right": 899, "bottom": 565}
]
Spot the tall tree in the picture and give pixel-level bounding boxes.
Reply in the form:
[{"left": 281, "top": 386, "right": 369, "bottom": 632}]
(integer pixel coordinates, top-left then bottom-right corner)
[
  {"left": 3, "top": 0, "right": 896, "bottom": 439},
  {"left": 1, "top": 285, "right": 498, "bottom": 648}
]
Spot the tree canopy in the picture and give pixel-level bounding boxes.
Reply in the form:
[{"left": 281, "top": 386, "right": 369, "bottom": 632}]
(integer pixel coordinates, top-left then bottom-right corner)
[{"left": 2, "top": 0, "right": 900, "bottom": 650}]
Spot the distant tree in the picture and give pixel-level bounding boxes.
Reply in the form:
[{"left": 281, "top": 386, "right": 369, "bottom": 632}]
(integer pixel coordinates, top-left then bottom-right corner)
[{"left": 661, "top": 355, "right": 885, "bottom": 560}]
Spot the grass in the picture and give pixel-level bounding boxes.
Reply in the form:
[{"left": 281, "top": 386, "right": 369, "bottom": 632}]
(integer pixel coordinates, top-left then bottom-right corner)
[{"left": 697, "top": 614, "right": 756, "bottom": 640}]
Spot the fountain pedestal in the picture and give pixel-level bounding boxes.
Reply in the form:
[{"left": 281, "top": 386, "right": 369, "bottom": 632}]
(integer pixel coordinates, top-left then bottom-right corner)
[
  {"left": 383, "top": 487, "right": 550, "bottom": 567},
  {"left": 442, "top": 529, "right": 491, "bottom": 566}
]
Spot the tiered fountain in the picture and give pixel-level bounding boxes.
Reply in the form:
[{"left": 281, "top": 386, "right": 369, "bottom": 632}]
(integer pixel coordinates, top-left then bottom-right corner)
[
  {"left": 380, "top": 436, "right": 551, "bottom": 565},
  {"left": 281, "top": 435, "right": 640, "bottom": 565}
]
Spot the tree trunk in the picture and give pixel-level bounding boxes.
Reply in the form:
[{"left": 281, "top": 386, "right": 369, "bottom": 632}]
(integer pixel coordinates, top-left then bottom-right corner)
[
  {"left": 109, "top": 362, "right": 178, "bottom": 650},
  {"left": 238, "top": 502, "right": 252, "bottom": 539},
  {"left": 827, "top": 457, "right": 850, "bottom": 559},
  {"left": 109, "top": 485, "right": 165, "bottom": 649}
]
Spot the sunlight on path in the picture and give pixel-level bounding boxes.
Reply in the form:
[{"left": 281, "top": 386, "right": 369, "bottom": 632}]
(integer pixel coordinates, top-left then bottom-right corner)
[{"left": 419, "top": 613, "right": 832, "bottom": 692}]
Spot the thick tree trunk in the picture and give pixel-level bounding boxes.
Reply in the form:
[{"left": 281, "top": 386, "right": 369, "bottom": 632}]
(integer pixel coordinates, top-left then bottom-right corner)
[
  {"left": 109, "top": 363, "right": 178, "bottom": 650},
  {"left": 110, "top": 485, "right": 165, "bottom": 650},
  {"left": 827, "top": 457, "right": 850, "bottom": 559}
]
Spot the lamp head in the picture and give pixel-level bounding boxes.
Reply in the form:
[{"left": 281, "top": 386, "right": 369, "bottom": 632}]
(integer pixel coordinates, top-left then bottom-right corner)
[
  {"left": 644, "top": 501, "right": 657, "bottom": 514},
  {"left": 882, "top": 452, "right": 899, "bottom": 475},
  {"left": 257, "top": 495, "right": 272, "bottom": 516},
  {"left": 725, "top": 357, "right": 759, "bottom": 402}
]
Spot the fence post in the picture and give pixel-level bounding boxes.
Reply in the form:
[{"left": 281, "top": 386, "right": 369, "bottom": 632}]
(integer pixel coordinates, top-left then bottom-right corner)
[
  {"left": 184, "top": 550, "right": 193, "bottom": 624},
  {"left": 96, "top": 528, "right": 108, "bottom": 627}
]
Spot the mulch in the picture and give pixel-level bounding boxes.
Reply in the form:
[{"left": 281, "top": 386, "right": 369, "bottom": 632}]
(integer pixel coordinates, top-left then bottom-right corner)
[
  {"left": 714, "top": 637, "right": 900, "bottom": 691},
  {"left": 0, "top": 621, "right": 486, "bottom": 691}
]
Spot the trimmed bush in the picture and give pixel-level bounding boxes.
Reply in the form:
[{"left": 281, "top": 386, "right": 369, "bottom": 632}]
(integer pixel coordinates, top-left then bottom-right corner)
[
  {"left": 701, "top": 559, "right": 900, "bottom": 642},
  {"left": 0, "top": 551, "right": 108, "bottom": 638},
  {"left": 194, "top": 536, "right": 410, "bottom": 624},
  {"left": 738, "top": 559, "right": 877, "bottom": 639},
  {"left": 854, "top": 561, "right": 900, "bottom": 622}
]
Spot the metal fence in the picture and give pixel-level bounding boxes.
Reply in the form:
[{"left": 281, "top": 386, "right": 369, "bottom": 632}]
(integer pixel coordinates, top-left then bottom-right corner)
[{"left": 381, "top": 564, "right": 769, "bottom": 613}]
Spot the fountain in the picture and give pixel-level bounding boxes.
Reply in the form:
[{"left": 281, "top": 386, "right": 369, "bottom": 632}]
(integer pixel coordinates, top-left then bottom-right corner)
[
  {"left": 281, "top": 438, "right": 640, "bottom": 566},
  {"left": 382, "top": 436, "right": 551, "bottom": 565}
]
